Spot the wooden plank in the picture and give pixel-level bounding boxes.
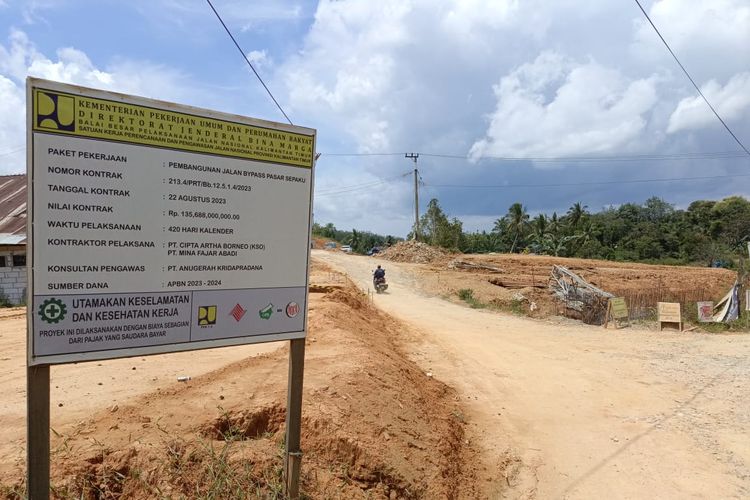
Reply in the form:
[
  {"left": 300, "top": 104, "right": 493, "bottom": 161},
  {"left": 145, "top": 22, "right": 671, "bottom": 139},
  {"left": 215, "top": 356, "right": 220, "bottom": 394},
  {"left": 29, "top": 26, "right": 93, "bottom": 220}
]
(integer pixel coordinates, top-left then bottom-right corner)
[
  {"left": 488, "top": 277, "right": 545, "bottom": 289},
  {"left": 449, "top": 260, "right": 505, "bottom": 273},
  {"left": 27, "top": 364, "right": 50, "bottom": 500},
  {"left": 285, "top": 339, "right": 305, "bottom": 499}
]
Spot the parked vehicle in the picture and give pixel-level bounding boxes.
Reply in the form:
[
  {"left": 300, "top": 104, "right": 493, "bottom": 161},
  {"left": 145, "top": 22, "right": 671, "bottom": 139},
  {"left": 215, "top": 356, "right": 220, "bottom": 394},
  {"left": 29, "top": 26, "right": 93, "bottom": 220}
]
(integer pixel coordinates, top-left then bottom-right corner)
[{"left": 341, "top": 245, "right": 352, "bottom": 253}]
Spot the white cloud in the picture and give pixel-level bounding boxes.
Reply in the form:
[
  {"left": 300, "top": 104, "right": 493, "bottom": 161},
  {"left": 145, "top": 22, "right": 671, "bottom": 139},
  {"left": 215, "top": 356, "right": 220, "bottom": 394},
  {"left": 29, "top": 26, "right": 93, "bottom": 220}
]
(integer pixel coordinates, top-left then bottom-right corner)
[
  {"left": 19, "top": 0, "right": 69, "bottom": 24},
  {"left": 632, "top": 0, "right": 750, "bottom": 81},
  {"left": 667, "top": 72, "right": 750, "bottom": 134},
  {"left": 281, "top": 0, "right": 414, "bottom": 153},
  {"left": 0, "top": 74, "right": 24, "bottom": 168},
  {"left": 226, "top": 1, "right": 304, "bottom": 30},
  {"left": 246, "top": 49, "right": 271, "bottom": 69},
  {"left": 0, "top": 29, "right": 193, "bottom": 173},
  {"left": 469, "top": 52, "right": 659, "bottom": 160}
]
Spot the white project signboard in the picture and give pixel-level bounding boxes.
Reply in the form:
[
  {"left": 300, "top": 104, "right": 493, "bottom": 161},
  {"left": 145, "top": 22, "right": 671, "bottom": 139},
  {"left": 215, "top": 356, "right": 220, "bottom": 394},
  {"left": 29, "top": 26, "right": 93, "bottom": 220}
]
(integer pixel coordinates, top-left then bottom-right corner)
[{"left": 27, "top": 78, "right": 315, "bottom": 365}]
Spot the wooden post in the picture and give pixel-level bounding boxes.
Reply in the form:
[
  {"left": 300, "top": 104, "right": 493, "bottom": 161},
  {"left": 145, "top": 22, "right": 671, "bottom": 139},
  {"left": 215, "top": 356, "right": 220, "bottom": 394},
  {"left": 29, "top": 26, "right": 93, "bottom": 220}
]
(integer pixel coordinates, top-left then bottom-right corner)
[
  {"left": 27, "top": 364, "right": 50, "bottom": 499},
  {"left": 285, "top": 338, "right": 305, "bottom": 499}
]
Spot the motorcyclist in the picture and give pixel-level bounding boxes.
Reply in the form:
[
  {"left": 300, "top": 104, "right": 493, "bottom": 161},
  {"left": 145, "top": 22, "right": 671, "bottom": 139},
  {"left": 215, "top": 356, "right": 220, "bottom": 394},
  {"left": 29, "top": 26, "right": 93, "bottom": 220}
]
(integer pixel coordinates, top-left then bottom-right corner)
[
  {"left": 373, "top": 265, "right": 385, "bottom": 281},
  {"left": 373, "top": 265, "right": 388, "bottom": 293}
]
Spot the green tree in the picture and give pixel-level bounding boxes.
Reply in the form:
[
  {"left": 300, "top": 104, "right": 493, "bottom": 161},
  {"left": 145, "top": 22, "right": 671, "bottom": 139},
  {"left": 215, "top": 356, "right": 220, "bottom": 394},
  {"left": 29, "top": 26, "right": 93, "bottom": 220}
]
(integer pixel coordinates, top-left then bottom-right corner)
[
  {"left": 643, "top": 196, "right": 673, "bottom": 223},
  {"left": 549, "top": 212, "right": 561, "bottom": 236},
  {"left": 419, "top": 199, "right": 463, "bottom": 250},
  {"left": 349, "top": 229, "right": 360, "bottom": 250},
  {"left": 504, "top": 202, "right": 530, "bottom": 253},
  {"left": 566, "top": 202, "right": 588, "bottom": 230},
  {"left": 322, "top": 223, "right": 336, "bottom": 239},
  {"left": 533, "top": 214, "right": 548, "bottom": 238},
  {"left": 710, "top": 196, "right": 750, "bottom": 249}
]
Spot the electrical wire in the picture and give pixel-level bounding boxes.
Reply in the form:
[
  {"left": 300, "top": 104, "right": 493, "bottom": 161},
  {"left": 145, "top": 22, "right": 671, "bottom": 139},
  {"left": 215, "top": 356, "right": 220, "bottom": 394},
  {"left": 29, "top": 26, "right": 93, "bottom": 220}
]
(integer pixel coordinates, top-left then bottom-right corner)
[
  {"left": 319, "top": 150, "right": 748, "bottom": 162},
  {"left": 316, "top": 171, "right": 411, "bottom": 195},
  {"left": 425, "top": 172, "right": 750, "bottom": 190},
  {"left": 422, "top": 152, "right": 747, "bottom": 162},
  {"left": 321, "top": 152, "right": 405, "bottom": 157},
  {"left": 315, "top": 172, "right": 411, "bottom": 198},
  {"left": 633, "top": 0, "right": 750, "bottom": 156},
  {"left": 205, "top": 0, "right": 293, "bottom": 125},
  {"left": 0, "top": 147, "right": 24, "bottom": 157}
]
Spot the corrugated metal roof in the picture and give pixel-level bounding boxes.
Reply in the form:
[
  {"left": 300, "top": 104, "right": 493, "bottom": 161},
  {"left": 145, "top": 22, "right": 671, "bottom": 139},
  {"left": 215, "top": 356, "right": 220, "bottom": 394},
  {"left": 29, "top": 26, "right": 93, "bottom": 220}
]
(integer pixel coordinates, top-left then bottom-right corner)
[{"left": 0, "top": 175, "right": 27, "bottom": 245}]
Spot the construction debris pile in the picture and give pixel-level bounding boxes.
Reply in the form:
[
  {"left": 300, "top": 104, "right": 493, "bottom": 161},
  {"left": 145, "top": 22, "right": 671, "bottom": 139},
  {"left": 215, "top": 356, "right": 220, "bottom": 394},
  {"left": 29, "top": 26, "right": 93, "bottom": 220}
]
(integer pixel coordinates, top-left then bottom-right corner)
[
  {"left": 378, "top": 241, "right": 452, "bottom": 264},
  {"left": 549, "top": 265, "right": 614, "bottom": 325}
]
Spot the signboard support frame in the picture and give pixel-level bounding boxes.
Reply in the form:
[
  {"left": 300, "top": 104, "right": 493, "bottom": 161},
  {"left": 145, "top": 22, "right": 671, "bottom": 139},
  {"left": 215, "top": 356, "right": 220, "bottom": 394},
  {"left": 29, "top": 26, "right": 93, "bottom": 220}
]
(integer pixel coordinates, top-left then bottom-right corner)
[
  {"left": 284, "top": 338, "right": 305, "bottom": 498},
  {"left": 27, "top": 364, "right": 50, "bottom": 499}
]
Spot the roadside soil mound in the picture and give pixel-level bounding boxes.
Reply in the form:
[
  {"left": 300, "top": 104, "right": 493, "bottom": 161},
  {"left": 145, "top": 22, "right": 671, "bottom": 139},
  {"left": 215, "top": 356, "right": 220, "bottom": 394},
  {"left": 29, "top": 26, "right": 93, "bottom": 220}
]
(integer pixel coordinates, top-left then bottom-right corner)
[
  {"left": 378, "top": 241, "right": 453, "bottom": 264},
  {"left": 0, "top": 263, "right": 487, "bottom": 499},
  {"left": 312, "top": 236, "right": 337, "bottom": 249},
  {"left": 408, "top": 252, "right": 736, "bottom": 322}
]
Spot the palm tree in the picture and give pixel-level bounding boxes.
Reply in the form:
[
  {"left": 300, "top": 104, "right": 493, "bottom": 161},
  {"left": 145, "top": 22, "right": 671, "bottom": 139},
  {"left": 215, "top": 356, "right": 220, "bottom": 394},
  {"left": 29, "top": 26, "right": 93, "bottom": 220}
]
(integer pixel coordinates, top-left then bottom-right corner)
[
  {"left": 533, "top": 214, "right": 547, "bottom": 238},
  {"left": 506, "top": 203, "right": 530, "bottom": 253},
  {"left": 549, "top": 212, "right": 561, "bottom": 236},
  {"left": 349, "top": 229, "right": 360, "bottom": 251},
  {"left": 575, "top": 220, "right": 595, "bottom": 254},
  {"left": 531, "top": 214, "right": 548, "bottom": 253},
  {"left": 567, "top": 202, "right": 588, "bottom": 230}
]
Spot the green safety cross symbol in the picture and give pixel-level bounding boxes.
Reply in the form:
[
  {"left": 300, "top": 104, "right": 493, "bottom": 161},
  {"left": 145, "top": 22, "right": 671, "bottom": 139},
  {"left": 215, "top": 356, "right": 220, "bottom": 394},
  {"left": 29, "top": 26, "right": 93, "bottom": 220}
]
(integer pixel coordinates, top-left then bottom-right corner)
[{"left": 38, "top": 298, "right": 67, "bottom": 324}]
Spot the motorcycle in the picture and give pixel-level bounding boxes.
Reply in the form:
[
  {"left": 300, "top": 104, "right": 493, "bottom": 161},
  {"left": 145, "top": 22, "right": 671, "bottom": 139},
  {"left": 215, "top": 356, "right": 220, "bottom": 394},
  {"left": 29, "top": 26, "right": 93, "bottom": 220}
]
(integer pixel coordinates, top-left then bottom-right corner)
[{"left": 373, "top": 275, "right": 388, "bottom": 293}]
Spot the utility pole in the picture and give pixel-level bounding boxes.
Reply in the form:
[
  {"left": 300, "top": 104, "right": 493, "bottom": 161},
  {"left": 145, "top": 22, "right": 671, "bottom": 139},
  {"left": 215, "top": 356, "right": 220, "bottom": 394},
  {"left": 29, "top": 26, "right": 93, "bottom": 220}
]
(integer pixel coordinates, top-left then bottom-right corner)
[{"left": 405, "top": 153, "right": 419, "bottom": 240}]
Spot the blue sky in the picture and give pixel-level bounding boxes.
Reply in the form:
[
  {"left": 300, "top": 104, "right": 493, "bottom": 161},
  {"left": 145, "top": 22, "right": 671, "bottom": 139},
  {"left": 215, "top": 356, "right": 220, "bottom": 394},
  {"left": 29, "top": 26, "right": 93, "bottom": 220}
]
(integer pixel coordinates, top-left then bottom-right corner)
[{"left": 1, "top": 0, "right": 749, "bottom": 236}]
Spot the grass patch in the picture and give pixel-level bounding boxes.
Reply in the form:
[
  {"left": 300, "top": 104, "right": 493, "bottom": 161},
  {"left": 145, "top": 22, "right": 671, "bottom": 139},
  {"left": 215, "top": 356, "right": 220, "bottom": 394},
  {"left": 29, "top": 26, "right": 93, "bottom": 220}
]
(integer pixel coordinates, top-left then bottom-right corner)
[
  {"left": 457, "top": 289, "right": 486, "bottom": 309},
  {"left": 697, "top": 315, "right": 750, "bottom": 333}
]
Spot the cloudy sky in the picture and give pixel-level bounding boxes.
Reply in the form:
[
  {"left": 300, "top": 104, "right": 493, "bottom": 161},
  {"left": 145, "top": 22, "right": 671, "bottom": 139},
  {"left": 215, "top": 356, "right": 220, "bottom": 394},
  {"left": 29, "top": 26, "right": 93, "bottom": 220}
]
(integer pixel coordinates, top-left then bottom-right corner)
[{"left": 1, "top": 0, "right": 749, "bottom": 236}]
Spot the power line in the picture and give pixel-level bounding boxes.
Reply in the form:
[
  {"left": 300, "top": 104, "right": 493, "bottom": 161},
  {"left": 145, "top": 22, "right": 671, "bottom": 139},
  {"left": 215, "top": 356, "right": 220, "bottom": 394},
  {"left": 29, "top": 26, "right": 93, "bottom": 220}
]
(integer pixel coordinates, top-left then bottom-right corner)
[
  {"left": 633, "top": 0, "right": 750, "bottom": 156},
  {"left": 0, "top": 147, "right": 24, "bottom": 157},
  {"left": 425, "top": 172, "right": 750, "bottom": 190},
  {"left": 321, "top": 152, "right": 405, "bottom": 157},
  {"left": 316, "top": 171, "right": 410, "bottom": 194},
  {"left": 205, "top": 0, "right": 292, "bottom": 125},
  {"left": 422, "top": 152, "right": 747, "bottom": 162},
  {"left": 319, "top": 150, "right": 748, "bottom": 162},
  {"left": 315, "top": 172, "right": 411, "bottom": 197}
]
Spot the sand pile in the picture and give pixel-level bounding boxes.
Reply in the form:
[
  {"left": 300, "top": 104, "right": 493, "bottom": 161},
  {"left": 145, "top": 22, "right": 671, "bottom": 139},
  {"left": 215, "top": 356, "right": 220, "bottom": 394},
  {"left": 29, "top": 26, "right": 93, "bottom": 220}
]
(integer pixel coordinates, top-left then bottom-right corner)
[{"left": 378, "top": 240, "right": 451, "bottom": 264}]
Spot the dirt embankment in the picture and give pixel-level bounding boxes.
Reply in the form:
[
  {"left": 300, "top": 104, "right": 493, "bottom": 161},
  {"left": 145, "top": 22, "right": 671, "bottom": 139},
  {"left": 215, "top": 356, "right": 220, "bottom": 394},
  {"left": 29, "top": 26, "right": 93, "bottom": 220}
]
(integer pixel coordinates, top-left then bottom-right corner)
[
  {"left": 379, "top": 244, "right": 736, "bottom": 322},
  {"left": 1, "top": 264, "right": 487, "bottom": 499}
]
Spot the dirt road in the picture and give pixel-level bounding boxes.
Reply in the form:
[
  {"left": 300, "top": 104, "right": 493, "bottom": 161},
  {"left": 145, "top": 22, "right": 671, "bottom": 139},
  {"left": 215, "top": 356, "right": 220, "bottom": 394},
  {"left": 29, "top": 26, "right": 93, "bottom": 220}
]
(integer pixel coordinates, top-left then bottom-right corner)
[{"left": 315, "top": 250, "right": 750, "bottom": 499}]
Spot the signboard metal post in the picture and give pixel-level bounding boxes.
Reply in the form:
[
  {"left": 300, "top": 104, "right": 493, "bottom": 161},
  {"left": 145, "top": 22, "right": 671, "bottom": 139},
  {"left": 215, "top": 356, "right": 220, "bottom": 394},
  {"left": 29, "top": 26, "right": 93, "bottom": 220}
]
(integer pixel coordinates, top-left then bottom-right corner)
[
  {"left": 27, "top": 365, "right": 49, "bottom": 499},
  {"left": 26, "top": 78, "right": 315, "bottom": 497},
  {"left": 285, "top": 338, "right": 305, "bottom": 498}
]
